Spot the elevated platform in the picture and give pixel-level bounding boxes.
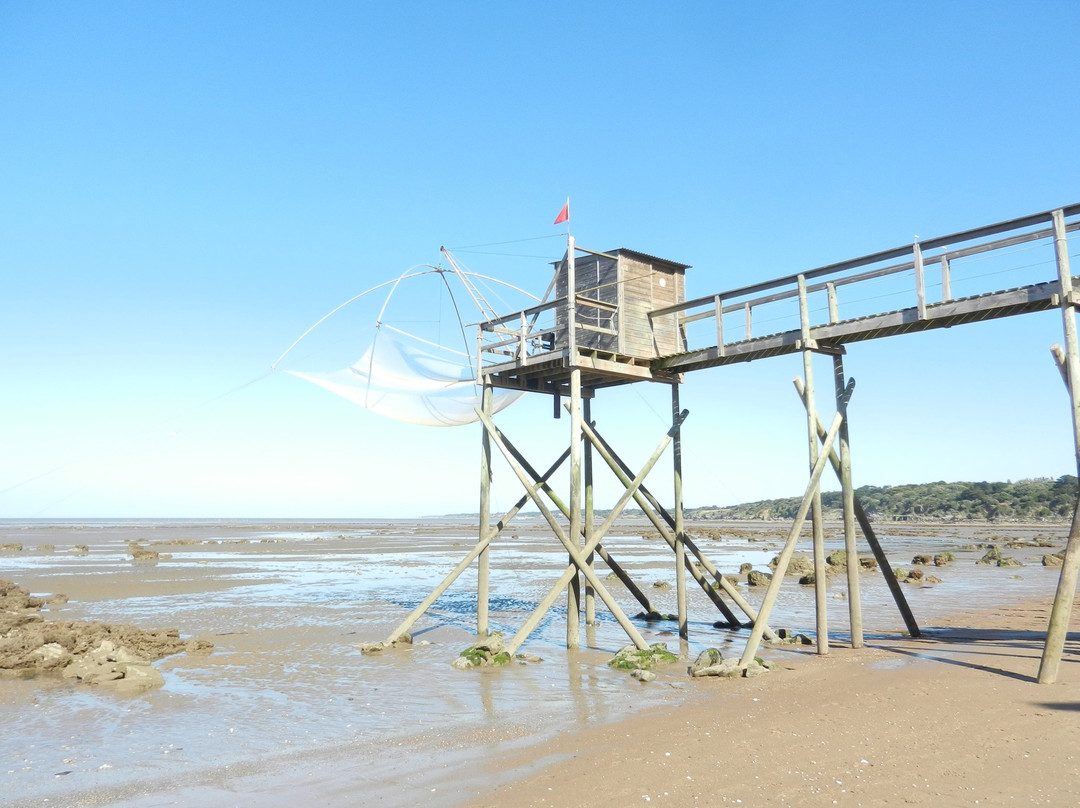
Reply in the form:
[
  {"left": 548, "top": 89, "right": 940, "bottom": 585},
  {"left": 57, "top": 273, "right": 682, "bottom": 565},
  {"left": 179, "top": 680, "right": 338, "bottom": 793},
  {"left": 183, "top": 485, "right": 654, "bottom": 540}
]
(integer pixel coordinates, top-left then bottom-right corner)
[{"left": 483, "top": 346, "right": 682, "bottom": 396}]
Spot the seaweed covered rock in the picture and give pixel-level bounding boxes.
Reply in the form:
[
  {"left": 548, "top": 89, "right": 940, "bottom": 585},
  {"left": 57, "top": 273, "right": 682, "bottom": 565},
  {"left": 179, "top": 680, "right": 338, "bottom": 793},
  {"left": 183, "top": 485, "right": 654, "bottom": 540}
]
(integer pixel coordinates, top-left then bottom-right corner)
[
  {"left": 747, "top": 570, "right": 773, "bottom": 587},
  {"left": 977, "top": 546, "right": 1023, "bottom": 567},
  {"left": 452, "top": 633, "right": 511, "bottom": 669},
  {"left": 607, "top": 642, "right": 678, "bottom": 671}
]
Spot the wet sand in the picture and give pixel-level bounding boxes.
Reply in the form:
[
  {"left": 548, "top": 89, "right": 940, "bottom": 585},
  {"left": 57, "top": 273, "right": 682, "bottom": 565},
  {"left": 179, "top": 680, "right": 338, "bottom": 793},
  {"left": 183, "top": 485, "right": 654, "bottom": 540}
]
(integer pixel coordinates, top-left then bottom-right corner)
[{"left": 1, "top": 518, "right": 1077, "bottom": 807}]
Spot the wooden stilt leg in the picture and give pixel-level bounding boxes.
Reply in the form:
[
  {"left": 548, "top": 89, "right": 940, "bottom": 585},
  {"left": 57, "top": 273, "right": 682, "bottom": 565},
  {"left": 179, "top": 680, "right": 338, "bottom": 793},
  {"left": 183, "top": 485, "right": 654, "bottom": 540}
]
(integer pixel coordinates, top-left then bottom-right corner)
[
  {"left": 477, "top": 382, "right": 492, "bottom": 636},
  {"left": 567, "top": 371, "right": 582, "bottom": 648},
  {"left": 798, "top": 275, "right": 829, "bottom": 655},
  {"left": 796, "top": 377, "right": 920, "bottom": 638},
  {"left": 739, "top": 399, "right": 850, "bottom": 668},
  {"left": 833, "top": 355, "right": 863, "bottom": 648},
  {"left": 584, "top": 398, "right": 596, "bottom": 626},
  {"left": 672, "top": 383, "right": 688, "bottom": 639},
  {"left": 1039, "top": 208, "right": 1080, "bottom": 684}
]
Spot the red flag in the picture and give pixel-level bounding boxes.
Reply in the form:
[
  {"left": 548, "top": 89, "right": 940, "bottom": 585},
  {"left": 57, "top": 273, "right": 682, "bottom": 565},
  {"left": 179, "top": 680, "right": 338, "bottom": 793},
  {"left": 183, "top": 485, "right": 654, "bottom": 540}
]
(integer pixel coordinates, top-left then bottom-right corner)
[{"left": 553, "top": 199, "right": 569, "bottom": 225}]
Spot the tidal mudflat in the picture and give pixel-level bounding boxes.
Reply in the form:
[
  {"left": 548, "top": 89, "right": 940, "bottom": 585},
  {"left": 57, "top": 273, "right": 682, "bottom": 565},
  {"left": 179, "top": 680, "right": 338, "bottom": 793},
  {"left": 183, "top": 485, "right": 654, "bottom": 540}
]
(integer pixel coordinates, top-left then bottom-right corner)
[{"left": 0, "top": 518, "right": 1074, "bottom": 807}]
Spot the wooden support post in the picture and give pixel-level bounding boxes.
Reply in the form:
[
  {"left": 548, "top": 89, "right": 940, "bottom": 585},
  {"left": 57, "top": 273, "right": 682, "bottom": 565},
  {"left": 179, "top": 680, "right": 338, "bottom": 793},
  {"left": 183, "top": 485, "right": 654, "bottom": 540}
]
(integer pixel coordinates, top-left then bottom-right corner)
[
  {"left": 672, "top": 383, "right": 688, "bottom": 639},
  {"left": 798, "top": 275, "right": 829, "bottom": 655},
  {"left": 714, "top": 295, "right": 726, "bottom": 357},
  {"left": 796, "top": 377, "right": 921, "bottom": 637},
  {"left": 744, "top": 302, "right": 752, "bottom": 340},
  {"left": 914, "top": 241, "right": 927, "bottom": 320},
  {"left": 1038, "top": 208, "right": 1080, "bottom": 684},
  {"left": 475, "top": 326, "right": 483, "bottom": 385},
  {"left": 567, "top": 370, "right": 582, "bottom": 648},
  {"left": 477, "top": 382, "right": 492, "bottom": 636},
  {"left": 740, "top": 396, "right": 850, "bottom": 668},
  {"left": 826, "top": 282, "right": 839, "bottom": 323},
  {"left": 584, "top": 398, "right": 596, "bottom": 625},
  {"left": 941, "top": 254, "right": 952, "bottom": 302},
  {"left": 566, "top": 235, "right": 577, "bottom": 350},
  {"left": 385, "top": 446, "right": 571, "bottom": 645},
  {"left": 833, "top": 356, "right": 863, "bottom": 647}
]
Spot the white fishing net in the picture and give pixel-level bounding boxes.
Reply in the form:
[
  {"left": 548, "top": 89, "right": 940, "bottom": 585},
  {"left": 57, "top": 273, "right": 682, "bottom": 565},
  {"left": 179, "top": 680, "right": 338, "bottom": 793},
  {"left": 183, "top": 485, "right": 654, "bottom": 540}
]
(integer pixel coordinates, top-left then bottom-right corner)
[
  {"left": 286, "top": 331, "right": 523, "bottom": 427},
  {"left": 276, "top": 260, "right": 535, "bottom": 427}
]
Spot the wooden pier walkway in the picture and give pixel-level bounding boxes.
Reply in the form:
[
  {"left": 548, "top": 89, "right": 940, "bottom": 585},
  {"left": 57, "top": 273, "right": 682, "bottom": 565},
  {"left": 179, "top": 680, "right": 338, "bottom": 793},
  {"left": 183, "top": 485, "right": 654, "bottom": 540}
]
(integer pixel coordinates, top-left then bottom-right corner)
[{"left": 653, "top": 203, "right": 1080, "bottom": 372}]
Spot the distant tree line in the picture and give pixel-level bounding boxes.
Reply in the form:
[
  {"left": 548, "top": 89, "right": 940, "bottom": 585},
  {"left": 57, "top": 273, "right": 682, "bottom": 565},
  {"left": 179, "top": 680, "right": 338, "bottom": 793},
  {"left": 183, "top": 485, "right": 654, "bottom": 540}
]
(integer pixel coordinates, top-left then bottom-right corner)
[{"left": 687, "top": 476, "right": 1079, "bottom": 522}]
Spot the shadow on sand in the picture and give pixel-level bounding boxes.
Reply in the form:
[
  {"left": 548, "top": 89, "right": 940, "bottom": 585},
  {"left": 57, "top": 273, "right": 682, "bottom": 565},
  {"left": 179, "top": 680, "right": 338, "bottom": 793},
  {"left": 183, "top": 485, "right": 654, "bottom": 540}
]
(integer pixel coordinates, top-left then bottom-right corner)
[{"left": 868, "top": 627, "right": 1080, "bottom": 683}]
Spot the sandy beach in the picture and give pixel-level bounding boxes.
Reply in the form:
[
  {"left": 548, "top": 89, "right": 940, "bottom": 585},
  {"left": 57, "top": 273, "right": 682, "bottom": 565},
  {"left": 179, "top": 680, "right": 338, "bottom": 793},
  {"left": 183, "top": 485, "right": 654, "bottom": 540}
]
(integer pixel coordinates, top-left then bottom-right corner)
[{"left": 1, "top": 518, "right": 1077, "bottom": 807}]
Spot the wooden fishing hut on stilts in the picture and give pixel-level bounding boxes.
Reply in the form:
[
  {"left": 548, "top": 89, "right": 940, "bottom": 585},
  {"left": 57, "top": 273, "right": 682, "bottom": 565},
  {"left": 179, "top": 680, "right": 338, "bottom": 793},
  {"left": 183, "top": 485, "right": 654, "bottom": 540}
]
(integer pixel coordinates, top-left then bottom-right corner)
[{"left": 384, "top": 204, "right": 1080, "bottom": 683}]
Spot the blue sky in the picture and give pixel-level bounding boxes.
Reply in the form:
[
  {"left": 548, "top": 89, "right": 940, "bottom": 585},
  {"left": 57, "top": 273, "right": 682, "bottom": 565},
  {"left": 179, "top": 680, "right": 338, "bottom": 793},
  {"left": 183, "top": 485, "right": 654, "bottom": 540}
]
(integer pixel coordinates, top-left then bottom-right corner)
[{"left": 3, "top": 2, "right": 1080, "bottom": 518}]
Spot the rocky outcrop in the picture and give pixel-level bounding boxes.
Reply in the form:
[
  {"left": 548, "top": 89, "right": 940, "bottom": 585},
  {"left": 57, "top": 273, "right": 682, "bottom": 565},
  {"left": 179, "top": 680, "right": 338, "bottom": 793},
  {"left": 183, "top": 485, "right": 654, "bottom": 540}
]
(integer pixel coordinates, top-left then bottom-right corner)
[
  {"left": 770, "top": 553, "right": 814, "bottom": 577},
  {"left": 747, "top": 570, "right": 773, "bottom": 587},
  {"left": 826, "top": 550, "right": 848, "bottom": 569},
  {"left": 689, "top": 647, "right": 774, "bottom": 678},
  {"left": 0, "top": 579, "right": 211, "bottom": 690},
  {"left": 357, "top": 633, "right": 413, "bottom": 655},
  {"left": 976, "top": 545, "right": 1022, "bottom": 567}
]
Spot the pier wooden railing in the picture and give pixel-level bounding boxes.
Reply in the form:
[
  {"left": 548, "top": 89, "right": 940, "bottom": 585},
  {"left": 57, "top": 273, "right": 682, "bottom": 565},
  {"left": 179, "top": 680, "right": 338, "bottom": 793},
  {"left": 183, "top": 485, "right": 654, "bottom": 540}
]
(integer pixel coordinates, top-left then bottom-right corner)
[{"left": 651, "top": 204, "right": 1080, "bottom": 373}]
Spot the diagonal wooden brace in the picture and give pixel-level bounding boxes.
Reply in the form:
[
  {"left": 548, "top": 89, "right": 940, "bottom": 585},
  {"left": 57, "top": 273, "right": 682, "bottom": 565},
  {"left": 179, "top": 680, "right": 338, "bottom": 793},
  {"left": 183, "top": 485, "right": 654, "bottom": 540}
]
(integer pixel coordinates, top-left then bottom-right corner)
[
  {"left": 475, "top": 407, "right": 662, "bottom": 653},
  {"left": 582, "top": 419, "right": 775, "bottom": 636},
  {"left": 794, "top": 376, "right": 920, "bottom": 638},
  {"left": 479, "top": 414, "right": 658, "bottom": 615},
  {"left": 577, "top": 417, "right": 742, "bottom": 626},
  {"left": 739, "top": 384, "right": 851, "bottom": 667},
  {"left": 384, "top": 445, "right": 572, "bottom": 644}
]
